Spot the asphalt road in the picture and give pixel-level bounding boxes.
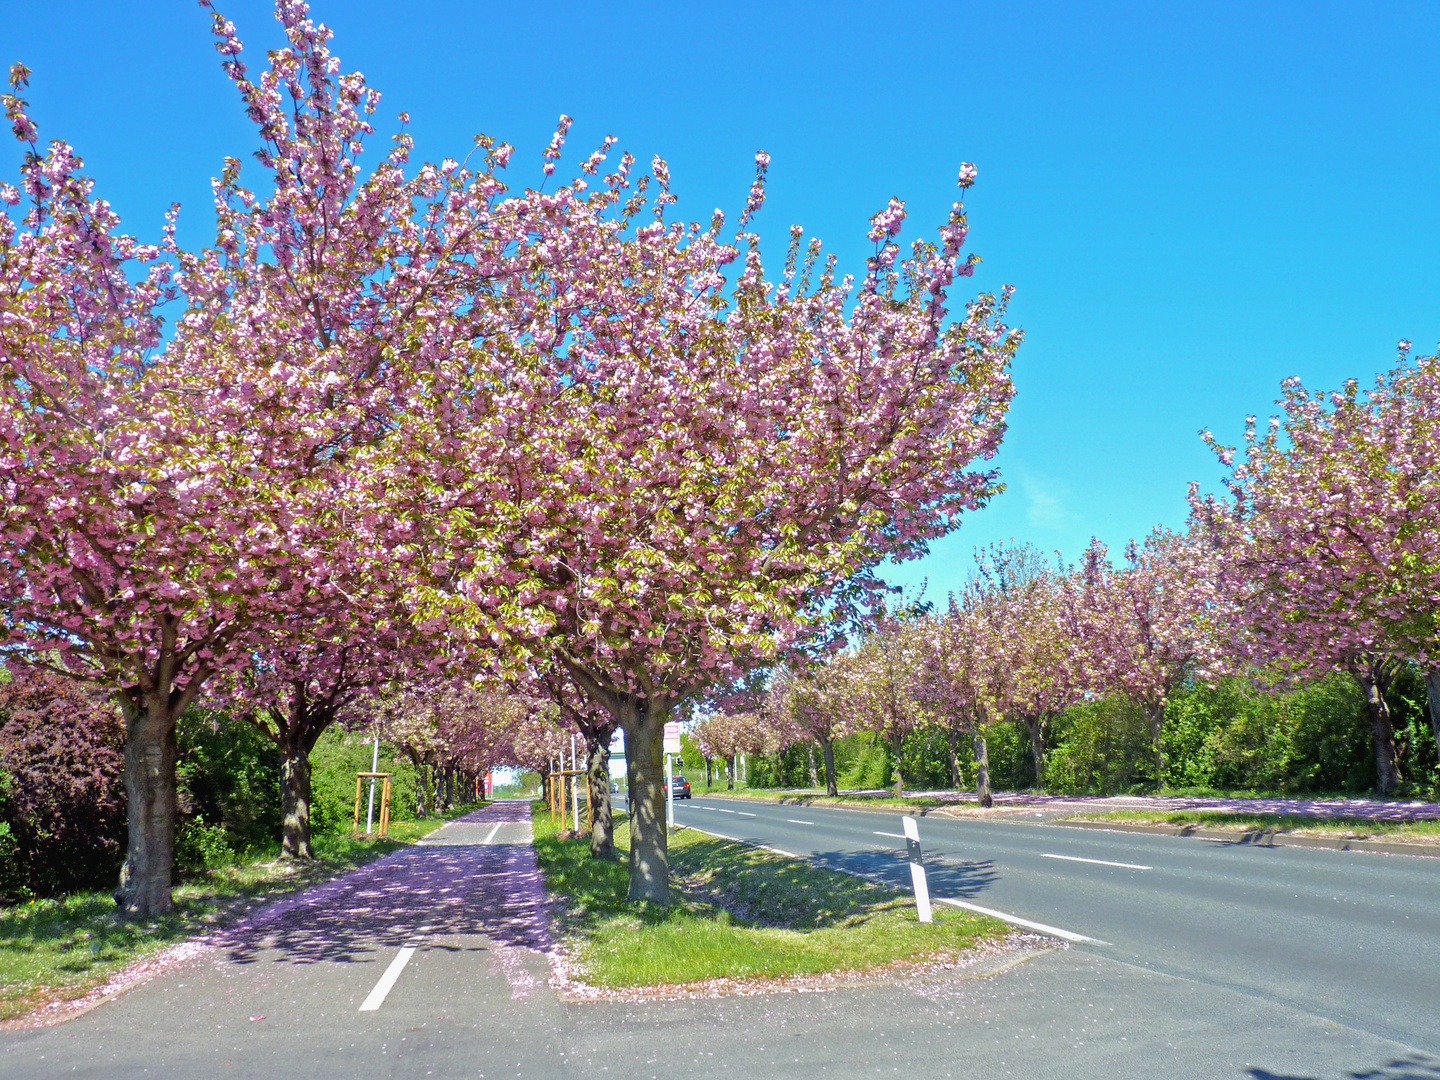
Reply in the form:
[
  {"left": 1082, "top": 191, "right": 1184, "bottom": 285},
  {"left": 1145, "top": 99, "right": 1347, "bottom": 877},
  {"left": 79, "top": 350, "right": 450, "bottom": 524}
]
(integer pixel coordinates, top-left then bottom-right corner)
[
  {"left": 4, "top": 798, "right": 1439, "bottom": 1080},
  {"left": 649, "top": 792, "right": 1440, "bottom": 1055}
]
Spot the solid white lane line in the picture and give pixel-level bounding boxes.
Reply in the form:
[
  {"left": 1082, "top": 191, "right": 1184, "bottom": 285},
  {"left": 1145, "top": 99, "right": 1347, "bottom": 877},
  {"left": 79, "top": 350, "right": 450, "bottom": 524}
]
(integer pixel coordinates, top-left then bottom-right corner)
[
  {"left": 787, "top": 819, "right": 816, "bottom": 826},
  {"left": 1041, "top": 853, "right": 1150, "bottom": 870},
  {"left": 359, "top": 942, "right": 421, "bottom": 1011},
  {"left": 935, "top": 898, "right": 1107, "bottom": 945},
  {"left": 482, "top": 823, "right": 502, "bottom": 845},
  {"left": 874, "top": 831, "right": 906, "bottom": 839}
]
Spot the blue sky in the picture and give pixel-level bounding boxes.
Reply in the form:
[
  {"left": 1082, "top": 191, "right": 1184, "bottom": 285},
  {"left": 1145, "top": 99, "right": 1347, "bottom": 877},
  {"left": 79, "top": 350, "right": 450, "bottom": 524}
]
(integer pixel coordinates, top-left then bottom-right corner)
[{"left": 5, "top": 0, "right": 1438, "bottom": 601}]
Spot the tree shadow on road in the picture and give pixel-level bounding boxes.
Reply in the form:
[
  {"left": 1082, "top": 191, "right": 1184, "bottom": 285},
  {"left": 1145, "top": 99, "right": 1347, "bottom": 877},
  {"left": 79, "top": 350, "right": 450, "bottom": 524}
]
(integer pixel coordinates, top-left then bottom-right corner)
[
  {"left": 803, "top": 847, "right": 1000, "bottom": 901},
  {"left": 1249, "top": 1052, "right": 1440, "bottom": 1080},
  {"left": 215, "top": 805, "right": 550, "bottom": 969}
]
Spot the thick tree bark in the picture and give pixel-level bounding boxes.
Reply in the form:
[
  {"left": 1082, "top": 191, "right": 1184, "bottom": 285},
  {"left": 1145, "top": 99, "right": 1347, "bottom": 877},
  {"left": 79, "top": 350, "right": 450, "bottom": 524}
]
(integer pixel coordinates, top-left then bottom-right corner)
[
  {"left": 279, "top": 746, "right": 314, "bottom": 860},
  {"left": 115, "top": 692, "right": 181, "bottom": 916},
  {"left": 586, "top": 733, "right": 615, "bottom": 859},
  {"left": 1021, "top": 716, "right": 1047, "bottom": 789},
  {"left": 1355, "top": 669, "right": 1401, "bottom": 794},
  {"left": 822, "top": 737, "right": 838, "bottom": 797},
  {"left": 618, "top": 701, "right": 670, "bottom": 904},
  {"left": 727, "top": 755, "right": 735, "bottom": 790},
  {"left": 973, "top": 734, "right": 993, "bottom": 808}
]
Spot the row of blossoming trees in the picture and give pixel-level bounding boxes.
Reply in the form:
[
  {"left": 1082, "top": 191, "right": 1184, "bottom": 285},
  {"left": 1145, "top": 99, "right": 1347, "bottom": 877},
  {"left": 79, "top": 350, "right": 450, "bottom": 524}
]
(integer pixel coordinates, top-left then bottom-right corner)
[
  {"left": 703, "top": 347, "right": 1440, "bottom": 805},
  {"left": 0, "top": 1, "right": 1019, "bottom": 913}
]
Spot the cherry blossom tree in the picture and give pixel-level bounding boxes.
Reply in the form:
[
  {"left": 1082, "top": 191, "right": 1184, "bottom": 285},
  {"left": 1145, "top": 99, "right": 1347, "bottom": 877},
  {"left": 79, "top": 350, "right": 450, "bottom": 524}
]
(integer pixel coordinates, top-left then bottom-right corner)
[
  {"left": 959, "top": 551, "right": 1089, "bottom": 789},
  {"left": 443, "top": 147, "right": 1021, "bottom": 902},
  {"left": 767, "top": 662, "right": 854, "bottom": 795},
  {"left": 837, "top": 616, "right": 934, "bottom": 796},
  {"left": 0, "top": 0, "right": 530, "bottom": 913},
  {"left": 915, "top": 599, "right": 1000, "bottom": 804},
  {"left": 1193, "top": 352, "right": 1440, "bottom": 794},
  {"left": 1077, "top": 531, "right": 1231, "bottom": 782}
]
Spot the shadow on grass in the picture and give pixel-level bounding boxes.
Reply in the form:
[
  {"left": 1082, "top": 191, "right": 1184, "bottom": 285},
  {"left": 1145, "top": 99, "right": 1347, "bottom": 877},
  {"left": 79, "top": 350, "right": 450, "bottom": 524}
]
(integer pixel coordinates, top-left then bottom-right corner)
[{"left": 534, "top": 808, "right": 976, "bottom": 931}]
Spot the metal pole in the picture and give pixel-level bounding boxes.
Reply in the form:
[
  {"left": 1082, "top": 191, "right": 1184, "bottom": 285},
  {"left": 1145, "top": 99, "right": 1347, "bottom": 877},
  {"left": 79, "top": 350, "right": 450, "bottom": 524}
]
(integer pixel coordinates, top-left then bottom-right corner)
[
  {"left": 570, "top": 735, "right": 580, "bottom": 830},
  {"left": 365, "top": 732, "right": 380, "bottom": 834},
  {"left": 666, "top": 752, "right": 674, "bottom": 830}
]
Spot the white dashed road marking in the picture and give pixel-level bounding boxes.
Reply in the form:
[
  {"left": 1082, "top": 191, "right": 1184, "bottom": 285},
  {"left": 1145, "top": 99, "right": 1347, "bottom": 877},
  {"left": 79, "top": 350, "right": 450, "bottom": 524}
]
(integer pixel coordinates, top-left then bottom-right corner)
[
  {"left": 1041, "top": 853, "right": 1151, "bottom": 870},
  {"left": 359, "top": 938, "right": 423, "bottom": 1011}
]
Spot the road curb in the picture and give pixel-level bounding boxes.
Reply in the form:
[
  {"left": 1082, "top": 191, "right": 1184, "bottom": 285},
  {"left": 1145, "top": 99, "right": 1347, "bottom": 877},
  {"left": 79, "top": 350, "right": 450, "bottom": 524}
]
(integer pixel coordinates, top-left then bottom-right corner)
[{"left": 1052, "top": 818, "right": 1440, "bottom": 858}]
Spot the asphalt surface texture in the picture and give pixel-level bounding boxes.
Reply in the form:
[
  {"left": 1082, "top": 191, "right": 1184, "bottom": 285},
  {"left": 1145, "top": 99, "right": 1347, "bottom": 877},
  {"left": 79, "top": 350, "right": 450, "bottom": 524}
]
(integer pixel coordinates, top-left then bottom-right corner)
[{"left": 3, "top": 796, "right": 1438, "bottom": 1080}]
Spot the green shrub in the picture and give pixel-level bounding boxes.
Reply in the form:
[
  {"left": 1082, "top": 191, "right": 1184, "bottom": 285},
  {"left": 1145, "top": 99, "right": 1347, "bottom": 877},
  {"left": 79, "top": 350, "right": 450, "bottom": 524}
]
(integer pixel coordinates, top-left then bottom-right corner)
[
  {"left": 177, "top": 710, "right": 282, "bottom": 854},
  {"left": 837, "top": 733, "right": 891, "bottom": 790},
  {"left": 308, "top": 728, "right": 420, "bottom": 833},
  {"left": 1046, "top": 697, "right": 1156, "bottom": 795},
  {"left": 174, "top": 817, "right": 235, "bottom": 873}
]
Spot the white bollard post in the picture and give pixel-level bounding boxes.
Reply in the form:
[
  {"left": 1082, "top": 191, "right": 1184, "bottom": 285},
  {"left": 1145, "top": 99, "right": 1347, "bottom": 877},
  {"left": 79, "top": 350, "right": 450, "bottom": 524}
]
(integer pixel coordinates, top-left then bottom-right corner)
[
  {"left": 902, "top": 816, "right": 932, "bottom": 923},
  {"left": 365, "top": 732, "right": 380, "bottom": 834},
  {"left": 570, "top": 735, "right": 580, "bottom": 830}
]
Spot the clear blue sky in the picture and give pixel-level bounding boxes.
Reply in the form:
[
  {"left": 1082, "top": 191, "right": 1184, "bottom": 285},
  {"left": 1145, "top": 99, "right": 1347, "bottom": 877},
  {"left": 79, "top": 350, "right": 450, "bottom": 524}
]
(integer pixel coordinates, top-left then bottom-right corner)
[{"left": 5, "top": 1, "right": 1438, "bottom": 601}]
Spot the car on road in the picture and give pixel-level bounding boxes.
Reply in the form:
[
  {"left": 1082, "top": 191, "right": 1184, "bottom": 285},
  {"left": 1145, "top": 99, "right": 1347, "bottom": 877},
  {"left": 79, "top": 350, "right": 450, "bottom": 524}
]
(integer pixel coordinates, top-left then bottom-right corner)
[{"left": 669, "top": 775, "right": 692, "bottom": 799}]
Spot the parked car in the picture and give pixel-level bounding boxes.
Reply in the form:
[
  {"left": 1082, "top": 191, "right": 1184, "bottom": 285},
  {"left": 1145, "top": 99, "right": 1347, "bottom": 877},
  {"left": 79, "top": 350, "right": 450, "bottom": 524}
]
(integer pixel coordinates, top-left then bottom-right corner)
[{"left": 669, "top": 775, "right": 692, "bottom": 799}]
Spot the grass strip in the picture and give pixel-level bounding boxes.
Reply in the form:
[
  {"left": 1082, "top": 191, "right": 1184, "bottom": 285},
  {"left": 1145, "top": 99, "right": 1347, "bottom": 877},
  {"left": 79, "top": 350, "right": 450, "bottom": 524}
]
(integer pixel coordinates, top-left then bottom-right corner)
[
  {"left": 531, "top": 801, "right": 1005, "bottom": 988},
  {"left": 0, "top": 805, "right": 485, "bottom": 1022},
  {"left": 1061, "top": 810, "right": 1440, "bottom": 840}
]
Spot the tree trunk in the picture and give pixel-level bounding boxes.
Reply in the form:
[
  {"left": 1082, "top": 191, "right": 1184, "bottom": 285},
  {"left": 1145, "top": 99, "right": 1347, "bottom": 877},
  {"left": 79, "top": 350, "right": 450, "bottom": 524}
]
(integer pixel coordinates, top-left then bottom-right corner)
[
  {"left": 586, "top": 734, "right": 615, "bottom": 859},
  {"left": 618, "top": 701, "right": 671, "bottom": 905},
  {"left": 973, "top": 734, "right": 993, "bottom": 808},
  {"left": 807, "top": 742, "right": 819, "bottom": 788},
  {"left": 890, "top": 730, "right": 905, "bottom": 797},
  {"left": 115, "top": 693, "right": 179, "bottom": 916},
  {"left": 279, "top": 743, "right": 315, "bottom": 860},
  {"left": 822, "top": 737, "right": 838, "bottom": 797},
  {"left": 946, "top": 731, "right": 962, "bottom": 789},
  {"left": 408, "top": 750, "right": 429, "bottom": 819},
  {"left": 1022, "top": 716, "right": 1047, "bottom": 789},
  {"left": 727, "top": 755, "right": 735, "bottom": 790},
  {"left": 1425, "top": 669, "right": 1440, "bottom": 763},
  {"left": 1356, "top": 669, "right": 1401, "bottom": 795}
]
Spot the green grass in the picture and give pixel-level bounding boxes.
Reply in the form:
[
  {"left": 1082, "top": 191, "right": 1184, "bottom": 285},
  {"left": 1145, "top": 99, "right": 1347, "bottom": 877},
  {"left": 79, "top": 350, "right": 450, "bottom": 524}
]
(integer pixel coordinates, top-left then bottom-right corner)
[
  {"left": 531, "top": 801, "right": 1005, "bottom": 989},
  {"left": 1063, "top": 809, "right": 1440, "bottom": 840},
  {"left": 0, "top": 805, "right": 484, "bottom": 1022}
]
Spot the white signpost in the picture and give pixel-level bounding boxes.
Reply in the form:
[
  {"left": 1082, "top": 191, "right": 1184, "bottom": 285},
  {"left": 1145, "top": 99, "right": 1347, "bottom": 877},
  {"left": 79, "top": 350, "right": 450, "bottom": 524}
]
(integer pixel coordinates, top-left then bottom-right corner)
[
  {"left": 903, "top": 816, "right": 933, "bottom": 923},
  {"left": 663, "top": 722, "right": 681, "bottom": 829}
]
